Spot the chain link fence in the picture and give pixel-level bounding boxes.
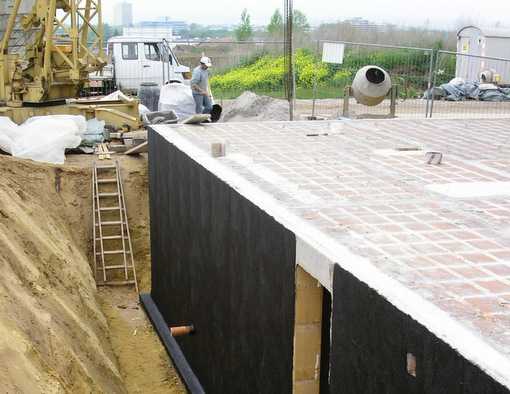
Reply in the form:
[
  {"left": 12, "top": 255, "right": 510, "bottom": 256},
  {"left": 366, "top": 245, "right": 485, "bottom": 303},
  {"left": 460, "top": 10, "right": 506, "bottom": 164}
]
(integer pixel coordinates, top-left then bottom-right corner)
[{"left": 428, "top": 50, "right": 510, "bottom": 119}]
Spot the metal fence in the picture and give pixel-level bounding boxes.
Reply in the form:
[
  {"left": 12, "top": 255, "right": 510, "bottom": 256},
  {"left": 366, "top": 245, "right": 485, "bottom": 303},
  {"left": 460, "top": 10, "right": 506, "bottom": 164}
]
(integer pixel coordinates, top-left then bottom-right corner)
[
  {"left": 185, "top": 40, "right": 437, "bottom": 119},
  {"left": 427, "top": 50, "right": 510, "bottom": 119},
  {"left": 310, "top": 40, "right": 435, "bottom": 120},
  {"left": 90, "top": 39, "right": 510, "bottom": 120},
  {"left": 201, "top": 40, "right": 510, "bottom": 120}
]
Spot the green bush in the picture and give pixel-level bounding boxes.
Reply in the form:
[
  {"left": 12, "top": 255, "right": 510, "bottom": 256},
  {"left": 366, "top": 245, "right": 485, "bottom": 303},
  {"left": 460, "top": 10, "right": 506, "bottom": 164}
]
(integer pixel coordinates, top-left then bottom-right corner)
[
  {"left": 209, "top": 46, "right": 456, "bottom": 99},
  {"left": 210, "top": 48, "right": 329, "bottom": 92}
]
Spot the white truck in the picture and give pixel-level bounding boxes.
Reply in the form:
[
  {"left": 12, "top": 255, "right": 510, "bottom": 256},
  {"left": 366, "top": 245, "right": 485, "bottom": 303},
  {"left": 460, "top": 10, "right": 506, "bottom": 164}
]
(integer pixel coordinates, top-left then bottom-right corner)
[{"left": 89, "top": 36, "right": 191, "bottom": 95}]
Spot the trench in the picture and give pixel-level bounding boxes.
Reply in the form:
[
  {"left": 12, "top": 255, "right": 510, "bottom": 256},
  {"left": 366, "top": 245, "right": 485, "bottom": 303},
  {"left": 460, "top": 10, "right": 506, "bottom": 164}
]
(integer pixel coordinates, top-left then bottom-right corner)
[{"left": 0, "top": 152, "right": 185, "bottom": 392}]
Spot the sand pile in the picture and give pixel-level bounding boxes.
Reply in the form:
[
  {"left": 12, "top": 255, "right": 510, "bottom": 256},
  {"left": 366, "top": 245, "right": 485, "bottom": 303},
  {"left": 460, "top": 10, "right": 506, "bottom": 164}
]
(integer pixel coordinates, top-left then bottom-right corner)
[
  {"left": 219, "top": 91, "right": 302, "bottom": 122},
  {"left": 0, "top": 153, "right": 184, "bottom": 393}
]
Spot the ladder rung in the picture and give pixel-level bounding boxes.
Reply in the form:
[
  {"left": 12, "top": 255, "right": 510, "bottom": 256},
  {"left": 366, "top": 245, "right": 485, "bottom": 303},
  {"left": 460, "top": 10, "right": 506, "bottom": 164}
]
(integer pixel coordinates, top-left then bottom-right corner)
[
  {"left": 97, "top": 250, "right": 132, "bottom": 255},
  {"left": 97, "top": 235, "right": 124, "bottom": 240},
  {"left": 96, "top": 280, "right": 137, "bottom": 286},
  {"left": 98, "top": 192, "right": 119, "bottom": 197},
  {"left": 98, "top": 206, "right": 121, "bottom": 211},
  {"left": 97, "top": 220, "right": 124, "bottom": 226},
  {"left": 97, "top": 179, "right": 117, "bottom": 183},
  {"left": 99, "top": 264, "right": 135, "bottom": 270},
  {"left": 96, "top": 164, "right": 116, "bottom": 169}
]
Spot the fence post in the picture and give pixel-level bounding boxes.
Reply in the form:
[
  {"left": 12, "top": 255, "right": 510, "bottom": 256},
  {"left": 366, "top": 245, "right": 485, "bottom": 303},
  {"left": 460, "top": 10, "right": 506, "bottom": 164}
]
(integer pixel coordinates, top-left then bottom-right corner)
[
  {"left": 425, "top": 47, "right": 435, "bottom": 118},
  {"left": 390, "top": 84, "right": 397, "bottom": 117},
  {"left": 343, "top": 86, "right": 351, "bottom": 118},
  {"left": 429, "top": 51, "right": 443, "bottom": 118}
]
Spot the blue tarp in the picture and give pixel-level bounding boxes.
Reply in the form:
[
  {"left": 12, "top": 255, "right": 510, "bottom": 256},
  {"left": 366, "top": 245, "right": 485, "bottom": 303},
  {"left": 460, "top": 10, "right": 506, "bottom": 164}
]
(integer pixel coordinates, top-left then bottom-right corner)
[{"left": 424, "top": 82, "right": 510, "bottom": 102}]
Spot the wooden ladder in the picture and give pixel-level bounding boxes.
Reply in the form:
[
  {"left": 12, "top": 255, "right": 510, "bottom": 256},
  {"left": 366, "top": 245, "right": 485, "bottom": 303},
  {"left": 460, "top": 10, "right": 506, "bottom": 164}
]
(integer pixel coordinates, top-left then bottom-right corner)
[{"left": 92, "top": 145, "right": 138, "bottom": 292}]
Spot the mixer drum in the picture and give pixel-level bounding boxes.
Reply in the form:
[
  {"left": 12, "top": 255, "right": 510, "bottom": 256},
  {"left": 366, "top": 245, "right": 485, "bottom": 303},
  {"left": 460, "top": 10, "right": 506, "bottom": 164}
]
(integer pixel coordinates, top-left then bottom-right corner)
[{"left": 352, "top": 65, "right": 391, "bottom": 106}]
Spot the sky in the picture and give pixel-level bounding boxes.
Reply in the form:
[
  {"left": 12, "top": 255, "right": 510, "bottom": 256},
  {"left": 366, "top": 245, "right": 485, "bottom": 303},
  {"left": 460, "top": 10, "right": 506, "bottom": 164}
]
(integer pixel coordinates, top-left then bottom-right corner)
[{"left": 101, "top": 0, "right": 510, "bottom": 31}]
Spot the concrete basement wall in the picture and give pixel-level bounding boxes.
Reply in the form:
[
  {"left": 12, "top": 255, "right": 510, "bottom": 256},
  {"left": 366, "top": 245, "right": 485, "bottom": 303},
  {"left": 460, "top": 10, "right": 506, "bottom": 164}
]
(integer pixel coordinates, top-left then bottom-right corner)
[
  {"left": 146, "top": 127, "right": 509, "bottom": 393},
  {"left": 330, "top": 264, "right": 508, "bottom": 393},
  {"left": 147, "top": 130, "right": 296, "bottom": 393}
]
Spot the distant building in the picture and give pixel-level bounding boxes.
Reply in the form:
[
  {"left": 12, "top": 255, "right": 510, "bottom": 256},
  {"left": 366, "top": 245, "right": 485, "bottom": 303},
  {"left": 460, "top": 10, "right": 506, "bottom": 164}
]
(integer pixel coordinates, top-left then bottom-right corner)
[
  {"left": 124, "top": 21, "right": 174, "bottom": 40},
  {"left": 163, "top": 21, "right": 188, "bottom": 34},
  {"left": 344, "top": 17, "right": 395, "bottom": 34},
  {"left": 114, "top": 1, "right": 132, "bottom": 27}
]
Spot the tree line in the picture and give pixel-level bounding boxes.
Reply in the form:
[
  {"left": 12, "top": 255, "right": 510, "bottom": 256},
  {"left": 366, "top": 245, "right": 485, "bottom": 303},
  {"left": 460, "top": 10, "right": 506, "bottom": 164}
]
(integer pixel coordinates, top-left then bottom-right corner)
[
  {"left": 97, "top": 8, "right": 457, "bottom": 52},
  {"left": 97, "top": 8, "right": 312, "bottom": 43},
  {"left": 235, "top": 8, "right": 310, "bottom": 41}
]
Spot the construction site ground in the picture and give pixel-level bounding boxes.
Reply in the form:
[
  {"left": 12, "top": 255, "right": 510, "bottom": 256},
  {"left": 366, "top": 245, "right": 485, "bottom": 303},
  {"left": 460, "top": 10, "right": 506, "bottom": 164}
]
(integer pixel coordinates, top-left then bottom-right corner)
[
  {"left": 0, "top": 92, "right": 300, "bottom": 392},
  {"left": 0, "top": 152, "right": 185, "bottom": 393},
  {"left": 1, "top": 94, "right": 509, "bottom": 391}
]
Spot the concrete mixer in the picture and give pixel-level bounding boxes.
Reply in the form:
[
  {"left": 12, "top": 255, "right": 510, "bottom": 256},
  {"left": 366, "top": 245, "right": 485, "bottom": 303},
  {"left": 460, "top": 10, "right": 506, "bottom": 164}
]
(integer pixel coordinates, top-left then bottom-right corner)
[
  {"left": 343, "top": 65, "right": 397, "bottom": 118},
  {"left": 352, "top": 66, "right": 391, "bottom": 106}
]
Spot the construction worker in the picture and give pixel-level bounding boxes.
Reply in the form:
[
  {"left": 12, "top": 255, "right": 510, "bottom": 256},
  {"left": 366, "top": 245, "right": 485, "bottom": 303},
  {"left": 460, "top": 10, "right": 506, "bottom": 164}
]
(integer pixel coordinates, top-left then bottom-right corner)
[{"left": 190, "top": 56, "right": 213, "bottom": 115}]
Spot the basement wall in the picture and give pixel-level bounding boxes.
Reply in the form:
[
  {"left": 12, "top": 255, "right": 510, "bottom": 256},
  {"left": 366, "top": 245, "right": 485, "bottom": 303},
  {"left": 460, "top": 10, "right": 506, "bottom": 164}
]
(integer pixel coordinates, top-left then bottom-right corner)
[
  {"left": 330, "top": 265, "right": 506, "bottom": 392},
  {"left": 148, "top": 130, "right": 296, "bottom": 393},
  {"left": 146, "top": 126, "right": 509, "bottom": 393}
]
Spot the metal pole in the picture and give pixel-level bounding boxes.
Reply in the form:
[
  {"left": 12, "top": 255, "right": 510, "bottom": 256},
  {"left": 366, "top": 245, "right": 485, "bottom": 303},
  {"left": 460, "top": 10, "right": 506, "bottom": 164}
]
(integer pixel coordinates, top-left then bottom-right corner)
[
  {"left": 311, "top": 40, "right": 320, "bottom": 120},
  {"left": 425, "top": 47, "right": 434, "bottom": 118},
  {"left": 284, "top": 0, "right": 293, "bottom": 120},
  {"left": 430, "top": 50, "right": 441, "bottom": 118}
]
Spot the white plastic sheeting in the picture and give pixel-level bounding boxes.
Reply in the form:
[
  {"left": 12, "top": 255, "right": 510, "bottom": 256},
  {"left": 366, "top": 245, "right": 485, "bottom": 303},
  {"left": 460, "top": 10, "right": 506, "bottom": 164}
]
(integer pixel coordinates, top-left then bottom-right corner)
[
  {"left": 0, "top": 115, "right": 87, "bottom": 164},
  {"left": 158, "top": 83, "right": 195, "bottom": 122}
]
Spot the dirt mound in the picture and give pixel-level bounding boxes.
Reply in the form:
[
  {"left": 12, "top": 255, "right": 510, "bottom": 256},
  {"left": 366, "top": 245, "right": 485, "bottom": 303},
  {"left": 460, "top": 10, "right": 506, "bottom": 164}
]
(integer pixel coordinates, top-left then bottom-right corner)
[
  {"left": 219, "top": 91, "right": 302, "bottom": 122},
  {"left": 0, "top": 153, "right": 184, "bottom": 392}
]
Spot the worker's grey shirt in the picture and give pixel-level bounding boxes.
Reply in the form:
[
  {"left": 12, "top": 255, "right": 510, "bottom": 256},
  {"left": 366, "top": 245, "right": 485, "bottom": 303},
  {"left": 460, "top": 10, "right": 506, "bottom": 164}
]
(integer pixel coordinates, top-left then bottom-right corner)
[{"left": 190, "top": 65, "right": 209, "bottom": 95}]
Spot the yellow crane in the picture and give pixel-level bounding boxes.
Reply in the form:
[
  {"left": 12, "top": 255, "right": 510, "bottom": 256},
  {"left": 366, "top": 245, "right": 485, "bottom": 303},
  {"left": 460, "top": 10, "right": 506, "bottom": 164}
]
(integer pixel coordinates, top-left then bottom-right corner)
[
  {"left": 1, "top": 0, "right": 106, "bottom": 105},
  {"left": 0, "top": 0, "right": 142, "bottom": 129}
]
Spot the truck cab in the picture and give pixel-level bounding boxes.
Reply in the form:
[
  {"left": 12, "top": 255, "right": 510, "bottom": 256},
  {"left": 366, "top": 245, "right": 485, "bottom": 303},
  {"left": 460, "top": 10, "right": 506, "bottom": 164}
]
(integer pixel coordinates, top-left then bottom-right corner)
[{"left": 104, "top": 36, "right": 190, "bottom": 94}]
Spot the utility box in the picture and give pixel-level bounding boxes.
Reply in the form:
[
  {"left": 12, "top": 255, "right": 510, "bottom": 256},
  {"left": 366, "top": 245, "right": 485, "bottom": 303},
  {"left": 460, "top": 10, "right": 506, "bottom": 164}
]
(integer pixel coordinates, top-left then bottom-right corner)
[{"left": 456, "top": 26, "right": 510, "bottom": 85}]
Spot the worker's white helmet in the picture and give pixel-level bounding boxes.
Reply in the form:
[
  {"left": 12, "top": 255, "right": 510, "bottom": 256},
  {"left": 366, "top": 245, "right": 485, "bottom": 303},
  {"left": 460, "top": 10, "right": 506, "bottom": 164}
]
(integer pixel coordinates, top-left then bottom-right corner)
[{"left": 200, "top": 56, "right": 212, "bottom": 67}]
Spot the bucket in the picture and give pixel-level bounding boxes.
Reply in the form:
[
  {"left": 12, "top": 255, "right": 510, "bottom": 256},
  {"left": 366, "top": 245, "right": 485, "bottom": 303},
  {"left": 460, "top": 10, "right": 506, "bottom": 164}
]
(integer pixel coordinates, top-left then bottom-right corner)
[
  {"left": 480, "top": 69, "right": 497, "bottom": 83},
  {"left": 210, "top": 104, "right": 222, "bottom": 122},
  {"left": 143, "top": 109, "right": 178, "bottom": 125},
  {"left": 138, "top": 82, "right": 160, "bottom": 112}
]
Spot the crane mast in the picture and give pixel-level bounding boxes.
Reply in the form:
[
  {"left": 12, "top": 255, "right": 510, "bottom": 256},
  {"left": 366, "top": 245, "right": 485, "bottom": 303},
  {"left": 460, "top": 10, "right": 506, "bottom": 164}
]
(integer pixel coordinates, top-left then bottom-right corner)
[{"left": 0, "top": 0, "right": 106, "bottom": 107}]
